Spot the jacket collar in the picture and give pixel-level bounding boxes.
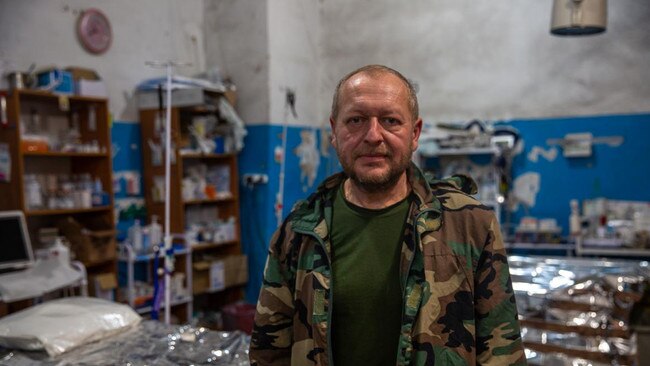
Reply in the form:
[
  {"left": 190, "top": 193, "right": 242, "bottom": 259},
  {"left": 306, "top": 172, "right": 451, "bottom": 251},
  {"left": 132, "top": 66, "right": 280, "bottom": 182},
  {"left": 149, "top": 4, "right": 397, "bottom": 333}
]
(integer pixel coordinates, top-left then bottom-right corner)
[{"left": 290, "top": 162, "right": 447, "bottom": 236}]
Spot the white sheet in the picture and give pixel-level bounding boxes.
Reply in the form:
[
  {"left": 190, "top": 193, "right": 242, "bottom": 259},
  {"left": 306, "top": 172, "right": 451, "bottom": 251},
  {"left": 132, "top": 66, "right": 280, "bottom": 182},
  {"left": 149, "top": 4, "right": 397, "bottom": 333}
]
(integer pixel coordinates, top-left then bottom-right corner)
[{"left": 0, "top": 297, "right": 141, "bottom": 356}]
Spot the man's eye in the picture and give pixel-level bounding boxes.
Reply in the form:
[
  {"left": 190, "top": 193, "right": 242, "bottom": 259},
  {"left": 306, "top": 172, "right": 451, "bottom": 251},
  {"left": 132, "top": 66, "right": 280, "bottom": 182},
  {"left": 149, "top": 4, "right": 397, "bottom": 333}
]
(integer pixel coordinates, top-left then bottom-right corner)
[
  {"left": 382, "top": 118, "right": 400, "bottom": 125},
  {"left": 347, "top": 117, "right": 363, "bottom": 125}
]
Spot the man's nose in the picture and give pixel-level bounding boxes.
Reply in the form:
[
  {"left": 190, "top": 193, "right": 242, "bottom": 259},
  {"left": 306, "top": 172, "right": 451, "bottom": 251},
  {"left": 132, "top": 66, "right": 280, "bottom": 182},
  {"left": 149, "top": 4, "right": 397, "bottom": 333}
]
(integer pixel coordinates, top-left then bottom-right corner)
[{"left": 364, "top": 117, "right": 383, "bottom": 143}]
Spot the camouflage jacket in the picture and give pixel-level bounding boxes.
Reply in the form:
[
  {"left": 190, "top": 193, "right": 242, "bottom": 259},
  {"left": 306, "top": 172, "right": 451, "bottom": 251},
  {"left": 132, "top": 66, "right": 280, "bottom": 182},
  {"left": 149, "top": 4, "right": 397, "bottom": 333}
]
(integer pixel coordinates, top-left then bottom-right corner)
[{"left": 250, "top": 163, "right": 525, "bottom": 366}]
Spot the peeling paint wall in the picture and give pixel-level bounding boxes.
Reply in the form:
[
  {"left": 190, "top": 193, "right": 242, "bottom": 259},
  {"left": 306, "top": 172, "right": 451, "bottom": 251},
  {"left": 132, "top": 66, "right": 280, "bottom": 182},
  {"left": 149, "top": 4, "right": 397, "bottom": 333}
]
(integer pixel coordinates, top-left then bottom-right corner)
[
  {"left": 268, "top": 0, "right": 323, "bottom": 126},
  {"left": 320, "top": 1, "right": 650, "bottom": 122},
  {"left": 0, "top": 0, "right": 206, "bottom": 122},
  {"left": 204, "top": 0, "right": 270, "bottom": 124}
]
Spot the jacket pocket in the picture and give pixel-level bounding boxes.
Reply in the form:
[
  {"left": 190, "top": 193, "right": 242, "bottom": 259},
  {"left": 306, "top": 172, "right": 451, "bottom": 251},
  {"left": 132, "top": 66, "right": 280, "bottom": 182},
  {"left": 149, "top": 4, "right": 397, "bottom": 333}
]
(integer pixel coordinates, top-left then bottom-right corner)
[
  {"left": 415, "top": 252, "right": 476, "bottom": 356},
  {"left": 422, "top": 250, "right": 473, "bottom": 294}
]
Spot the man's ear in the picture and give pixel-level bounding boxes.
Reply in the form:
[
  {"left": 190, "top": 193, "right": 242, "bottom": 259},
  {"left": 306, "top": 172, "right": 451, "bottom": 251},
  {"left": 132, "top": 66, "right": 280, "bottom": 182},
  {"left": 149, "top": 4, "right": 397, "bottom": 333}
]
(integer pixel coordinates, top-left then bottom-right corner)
[
  {"left": 412, "top": 117, "right": 423, "bottom": 151},
  {"left": 329, "top": 117, "right": 337, "bottom": 148}
]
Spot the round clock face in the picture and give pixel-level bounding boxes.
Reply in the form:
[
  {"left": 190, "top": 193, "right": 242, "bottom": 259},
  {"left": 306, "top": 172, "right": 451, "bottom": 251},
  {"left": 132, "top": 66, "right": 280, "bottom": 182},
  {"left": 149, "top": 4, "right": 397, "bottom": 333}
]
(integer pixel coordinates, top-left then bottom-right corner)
[{"left": 77, "top": 8, "right": 112, "bottom": 54}]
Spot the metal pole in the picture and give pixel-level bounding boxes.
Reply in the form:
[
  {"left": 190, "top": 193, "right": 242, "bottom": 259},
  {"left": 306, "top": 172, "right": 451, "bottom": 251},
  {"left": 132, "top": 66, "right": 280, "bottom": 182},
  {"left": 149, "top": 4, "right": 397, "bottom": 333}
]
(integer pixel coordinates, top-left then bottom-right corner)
[{"left": 163, "top": 63, "right": 172, "bottom": 325}]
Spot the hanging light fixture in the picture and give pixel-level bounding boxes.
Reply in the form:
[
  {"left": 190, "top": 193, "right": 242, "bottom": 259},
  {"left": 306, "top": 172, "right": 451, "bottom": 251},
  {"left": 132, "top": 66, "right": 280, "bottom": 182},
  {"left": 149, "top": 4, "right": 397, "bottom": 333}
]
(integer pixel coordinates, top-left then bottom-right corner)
[{"left": 551, "top": 0, "right": 607, "bottom": 36}]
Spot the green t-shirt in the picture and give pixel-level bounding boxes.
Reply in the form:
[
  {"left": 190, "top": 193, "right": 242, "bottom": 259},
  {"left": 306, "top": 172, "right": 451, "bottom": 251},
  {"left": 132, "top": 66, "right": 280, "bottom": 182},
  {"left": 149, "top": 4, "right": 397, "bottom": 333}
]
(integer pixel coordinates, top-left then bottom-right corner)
[{"left": 330, "top": 184, "right": 410, "bottom": 366}]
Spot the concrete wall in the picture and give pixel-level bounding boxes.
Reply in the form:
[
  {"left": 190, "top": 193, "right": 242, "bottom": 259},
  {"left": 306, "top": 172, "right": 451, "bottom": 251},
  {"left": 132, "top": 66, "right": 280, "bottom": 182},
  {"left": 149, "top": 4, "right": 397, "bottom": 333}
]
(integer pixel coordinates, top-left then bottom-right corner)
[
  {"left": 204, "top": 0, "right": 270, "bottom": 124},
  {"left": 268, "top": 0, "right": 323, "bottom": 126},
  {"left": 320, "top": 1, "right": 650, "bottom": 122},
  {"left": 0, "top": 0, "right": 207, "bottom": 122}
]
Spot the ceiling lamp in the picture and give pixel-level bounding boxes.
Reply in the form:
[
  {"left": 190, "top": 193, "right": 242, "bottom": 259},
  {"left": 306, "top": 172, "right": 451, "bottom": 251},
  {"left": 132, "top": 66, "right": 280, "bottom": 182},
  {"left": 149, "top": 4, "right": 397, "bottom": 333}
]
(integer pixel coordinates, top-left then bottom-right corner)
[{"left": 551, "top": 0, "right": 607, "bottom": 36}]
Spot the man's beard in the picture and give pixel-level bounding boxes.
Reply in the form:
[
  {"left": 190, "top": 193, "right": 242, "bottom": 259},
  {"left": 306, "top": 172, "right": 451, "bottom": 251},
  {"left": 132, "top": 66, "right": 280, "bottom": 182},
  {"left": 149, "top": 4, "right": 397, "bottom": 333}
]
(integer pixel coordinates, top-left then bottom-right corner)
[{"left": 338, "top": 147, "right": 413, "bottom": 194}]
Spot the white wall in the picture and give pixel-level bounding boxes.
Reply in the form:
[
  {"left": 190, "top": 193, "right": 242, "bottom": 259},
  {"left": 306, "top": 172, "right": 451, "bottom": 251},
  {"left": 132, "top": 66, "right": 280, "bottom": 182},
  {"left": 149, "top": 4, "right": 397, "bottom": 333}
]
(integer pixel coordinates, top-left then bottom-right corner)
[
  {"left": 0, "top": 0, "right": 206, "bottom": 122},
  {"left": 204, "top": 0, "right": 270, "bottom": 124},
  {"left": 268, "top": 0, "right": 322, "bottom": 126},
  {"left": 3, "top": 1, "right": 649, "bottom": 126},
  {"left": 320, "top": 1, "right": 650, "bottom": 123}
]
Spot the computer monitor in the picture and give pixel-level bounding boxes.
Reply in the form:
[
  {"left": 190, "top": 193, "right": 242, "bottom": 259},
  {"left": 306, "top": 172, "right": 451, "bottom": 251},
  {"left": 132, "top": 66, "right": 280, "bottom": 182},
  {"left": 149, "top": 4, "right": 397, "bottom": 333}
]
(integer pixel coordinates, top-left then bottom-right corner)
[{"left": 0, "top": 211, "right": 34, "bottom": 270}]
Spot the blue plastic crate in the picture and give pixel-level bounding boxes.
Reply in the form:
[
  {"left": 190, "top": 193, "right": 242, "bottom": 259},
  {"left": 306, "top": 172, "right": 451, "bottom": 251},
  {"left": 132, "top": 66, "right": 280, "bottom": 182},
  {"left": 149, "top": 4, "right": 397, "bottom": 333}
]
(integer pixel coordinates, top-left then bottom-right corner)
[{"left": 36, "top": 69, "right": 74, "bottom": 94}]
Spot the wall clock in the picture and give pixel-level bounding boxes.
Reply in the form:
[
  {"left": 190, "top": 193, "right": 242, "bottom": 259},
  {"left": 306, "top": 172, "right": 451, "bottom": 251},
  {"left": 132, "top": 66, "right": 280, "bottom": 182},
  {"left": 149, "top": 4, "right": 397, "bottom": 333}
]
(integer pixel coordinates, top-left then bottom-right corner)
[{"left": 77, "top": 8, "right": 112, "bottom": 55}]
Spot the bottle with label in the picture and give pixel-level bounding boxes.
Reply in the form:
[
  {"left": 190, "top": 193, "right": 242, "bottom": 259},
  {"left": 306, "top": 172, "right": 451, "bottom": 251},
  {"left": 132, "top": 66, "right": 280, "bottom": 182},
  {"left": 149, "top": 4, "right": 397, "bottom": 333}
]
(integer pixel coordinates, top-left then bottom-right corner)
[
  {"left": 25, "top": 174, "right": 43, "bottom": 209},
  {"left": 149, "top": 215, "right": 163, "bottom": 249},
  {"left": 91, "top": 177, "right": 108, "bottom": 207},
  {"left": 569, "top": 199, "right": 581, "bottom": 238},
  {"left": 128, "top": 219, "right": 144, "bottom": 254}
]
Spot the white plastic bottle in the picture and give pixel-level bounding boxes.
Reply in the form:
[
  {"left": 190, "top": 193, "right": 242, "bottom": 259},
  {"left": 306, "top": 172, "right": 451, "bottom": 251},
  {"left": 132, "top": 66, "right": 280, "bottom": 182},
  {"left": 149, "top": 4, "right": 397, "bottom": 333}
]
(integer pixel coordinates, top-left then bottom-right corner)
[
  {"left": 569, "top": 199, "right": 581, "bottom": 238},
  {"left": 25, "top": 174, "right": 43, "bottom": 209},
  {"left": 92, "top": 177, "right": 103, "bottom": 206},
  {"left": 149, "top": 215, "right": 163, "bottom": 249},
  {"left": 128, "top": 219, "right": 144, "bottom": 254}
]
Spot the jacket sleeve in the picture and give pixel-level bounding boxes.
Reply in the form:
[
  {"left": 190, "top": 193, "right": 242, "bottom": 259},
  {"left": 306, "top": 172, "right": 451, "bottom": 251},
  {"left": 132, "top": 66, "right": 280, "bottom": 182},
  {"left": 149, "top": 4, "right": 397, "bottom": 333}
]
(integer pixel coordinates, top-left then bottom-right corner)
[
  {"left": 249, "top": 223, "right": 295, "bottom": 366},
  {"left": 474, "top": 214, "right": 527, "bottom": 366}
]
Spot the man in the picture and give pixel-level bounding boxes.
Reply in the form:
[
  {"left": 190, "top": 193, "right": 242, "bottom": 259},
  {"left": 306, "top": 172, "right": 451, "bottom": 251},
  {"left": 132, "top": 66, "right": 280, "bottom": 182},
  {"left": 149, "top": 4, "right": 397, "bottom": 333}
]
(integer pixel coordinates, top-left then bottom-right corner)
[{"left": 250, "top": 65, "right": 525, "bottom": 366}]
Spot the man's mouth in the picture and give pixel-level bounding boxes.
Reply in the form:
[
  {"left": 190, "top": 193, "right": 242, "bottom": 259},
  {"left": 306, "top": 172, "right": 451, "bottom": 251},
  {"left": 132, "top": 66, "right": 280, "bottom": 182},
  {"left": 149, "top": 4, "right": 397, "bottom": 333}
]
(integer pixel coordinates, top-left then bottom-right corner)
[{"left": 357, "top": 154, "right": 388, "bottom": 163}]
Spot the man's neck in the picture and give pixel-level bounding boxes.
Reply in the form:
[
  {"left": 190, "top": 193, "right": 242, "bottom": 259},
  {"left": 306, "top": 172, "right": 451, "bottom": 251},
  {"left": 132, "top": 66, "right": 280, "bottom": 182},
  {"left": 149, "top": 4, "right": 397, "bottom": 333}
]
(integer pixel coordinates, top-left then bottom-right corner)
[{"left": 343, "top": 174, "right": 410, "bottom": 209}]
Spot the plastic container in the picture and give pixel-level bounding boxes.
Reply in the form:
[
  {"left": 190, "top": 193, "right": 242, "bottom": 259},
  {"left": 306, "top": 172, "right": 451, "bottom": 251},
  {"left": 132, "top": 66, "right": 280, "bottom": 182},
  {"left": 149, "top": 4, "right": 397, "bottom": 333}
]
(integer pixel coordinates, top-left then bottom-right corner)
[
  {"left": 149, "top": 215, "right": 162, "bottom": 248},
  {"left": 128, "top": 219, "right": 144, "bottom": 254},
  {"left": 36, "top": 69, "right": 74, "bottom": 94},
  {"left": 221, "top": 302, "right": 256, "bottom": 334}
]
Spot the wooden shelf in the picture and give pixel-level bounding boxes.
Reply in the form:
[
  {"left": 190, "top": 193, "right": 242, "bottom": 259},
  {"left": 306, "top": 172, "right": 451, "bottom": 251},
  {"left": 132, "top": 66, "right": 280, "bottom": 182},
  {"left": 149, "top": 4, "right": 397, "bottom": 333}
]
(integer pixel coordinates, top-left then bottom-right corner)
[
  {"left": 194, "top": 283, "right": 246, "bottom": 296},
  {"left": 25, "top": 206, "right": 112, "bottom": 216},
  {"left": 426, "top": 147, "right": 498, "bottom": 157},
  {"left": 183, "top": 196, "right": 236, "bottom": 205},
  {"left": 140, "top": 101, "right": 245, "bottom": 323},
  {"left": 118, "top": 248, "right": 190, "bottom": 262},
  {"left": 84, "top": 257, "right": 118, "bottom": 268},
  {"left": 1, "top": 88, "right": 116, "bottom": 311},
  {"left": 135, "top": 295, "right": 193, "bottom": 315},
  {"left": 578, "top": 247, "right": 650, "bottom": 257},
  {"left": 10, "top": 89, "right": 107, "bottom": 103},
  {"left": 505, "top": 242, "right": 575, "bottom": 251},
  {"left": 23, "top": 151, "right": 109, "bottom": 158},
  {"left": 190, "top": 239, "right": 239, "bottom": 252},
  {"left": 179, "top": 152, "right": 235, "bottom": 160}
]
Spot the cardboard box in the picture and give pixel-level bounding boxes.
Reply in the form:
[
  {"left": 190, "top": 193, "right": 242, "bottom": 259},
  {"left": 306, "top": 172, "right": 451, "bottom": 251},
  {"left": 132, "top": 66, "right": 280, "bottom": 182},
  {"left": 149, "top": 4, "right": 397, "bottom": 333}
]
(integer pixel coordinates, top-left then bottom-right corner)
[
  {"left": 223, "top": 255, "right": 248, "bottom": 288},
  {"left": 56, "top": 217, "right": 117, "bottom": 264},
  {"left": 192, "top": 255, "right": 248, "bottom": 294},
  {"left": 76, "top": 79, "right": 107, "bottom": 97},
  {"left": 137, "top": 88, "right": 205, "bottom": 110},
  {"left": 224, "top": 89, "right": 237, "bottom": 107},
  {"left": 89, "top": 272, "right": 117, "bottom": 301},
  {"left": 66, "top": 67, "right": 100, "bottom": 81},
  {"left": 210, "top": 260, "right": 226, "bottom": 292},
  {"left": 192, "top": 261, "right": 211, "bottom": 294}
]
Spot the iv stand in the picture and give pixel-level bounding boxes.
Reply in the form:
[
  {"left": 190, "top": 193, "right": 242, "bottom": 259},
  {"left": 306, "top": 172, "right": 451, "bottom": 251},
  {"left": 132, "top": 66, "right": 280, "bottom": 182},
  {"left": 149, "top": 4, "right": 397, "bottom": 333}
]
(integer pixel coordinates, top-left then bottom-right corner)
[{"left": 144, "top": 60, "right": 190, "bottom": 325}]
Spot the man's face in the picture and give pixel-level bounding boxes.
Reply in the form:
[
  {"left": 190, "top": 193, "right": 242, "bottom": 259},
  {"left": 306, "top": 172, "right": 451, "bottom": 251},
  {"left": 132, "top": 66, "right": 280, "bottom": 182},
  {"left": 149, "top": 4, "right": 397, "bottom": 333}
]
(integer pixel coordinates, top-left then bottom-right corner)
[{"left": 330, "top": 72, "right": 422, "bottom": 192}]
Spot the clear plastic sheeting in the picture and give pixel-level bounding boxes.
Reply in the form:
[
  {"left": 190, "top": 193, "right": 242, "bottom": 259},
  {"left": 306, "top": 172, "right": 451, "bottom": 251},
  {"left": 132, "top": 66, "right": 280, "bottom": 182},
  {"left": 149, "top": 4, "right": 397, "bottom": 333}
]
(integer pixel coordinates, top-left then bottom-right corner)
[
  {"left": 524, "top": 348, "right": 611, "bottom": 366},
  {"left": 0, "top": 320, "right": 250, "bottom": 365},
  {"left": 509, "top": 255, "right": 650, "bottom": 365}
]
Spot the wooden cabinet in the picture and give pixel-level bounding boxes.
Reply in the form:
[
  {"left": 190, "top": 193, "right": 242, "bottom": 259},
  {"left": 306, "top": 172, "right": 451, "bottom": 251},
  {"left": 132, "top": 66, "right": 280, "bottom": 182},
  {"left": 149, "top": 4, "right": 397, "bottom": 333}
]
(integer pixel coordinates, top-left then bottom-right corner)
[
  {"left": 139, "top": 91, "right": 246, "bottom": 326},
  {"left": 0, "top": 89, "right": 116, "bottom": 295}
]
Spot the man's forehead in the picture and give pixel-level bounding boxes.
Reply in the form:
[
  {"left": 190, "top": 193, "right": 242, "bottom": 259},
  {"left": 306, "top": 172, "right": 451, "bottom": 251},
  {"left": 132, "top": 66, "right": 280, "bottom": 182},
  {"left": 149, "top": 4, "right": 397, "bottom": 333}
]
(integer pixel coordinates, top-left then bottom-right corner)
[
  {"left": 344, "top": 71, "right": 404, "bottom": 88},
  {"left": 341, "top": 73, "right": 408, "bottom": 100}
]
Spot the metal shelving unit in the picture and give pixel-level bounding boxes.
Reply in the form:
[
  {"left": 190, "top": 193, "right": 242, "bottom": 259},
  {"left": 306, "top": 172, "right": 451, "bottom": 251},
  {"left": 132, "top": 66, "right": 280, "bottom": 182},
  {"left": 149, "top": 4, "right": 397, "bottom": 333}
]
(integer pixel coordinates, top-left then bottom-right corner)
[
  {"left": 119, "top": 242, "right": 193, "bottom": 322},
  {"left": 505, "top": 242, "right": 576, "bottom": 257},
  {"left": 575, "top": 236, "right": 650, "bottom": 258}
]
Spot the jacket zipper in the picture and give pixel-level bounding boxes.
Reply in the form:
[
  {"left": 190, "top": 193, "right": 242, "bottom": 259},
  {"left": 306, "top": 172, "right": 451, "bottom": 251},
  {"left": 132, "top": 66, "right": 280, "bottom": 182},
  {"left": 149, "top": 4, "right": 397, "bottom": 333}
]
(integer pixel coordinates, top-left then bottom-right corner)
[
  {"left": 397, "top": 208, "right": 437, "bottom": 365},
  {"left": 294, "top": 228, "right": 335, "bottom": 366}
]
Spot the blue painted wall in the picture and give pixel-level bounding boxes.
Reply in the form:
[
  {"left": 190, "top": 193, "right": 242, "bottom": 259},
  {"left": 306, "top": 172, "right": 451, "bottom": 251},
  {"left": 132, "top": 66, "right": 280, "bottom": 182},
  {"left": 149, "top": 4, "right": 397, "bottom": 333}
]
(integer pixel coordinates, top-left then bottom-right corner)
[
  {"left": 111, "top": 121, "right": 146, "bottom": 240},
  {"left": 499, "top": 113, "right": 650, "bottom": 237},
  {"left": 238, "top": 124, "right": 339, "bottom": 303}
]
